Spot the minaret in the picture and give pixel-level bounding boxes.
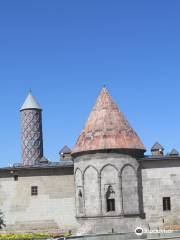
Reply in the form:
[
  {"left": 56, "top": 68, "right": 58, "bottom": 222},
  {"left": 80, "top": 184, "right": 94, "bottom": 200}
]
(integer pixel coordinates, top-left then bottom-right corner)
[{"left": 20, "top": 91, "right": 43, "bottom": 166}]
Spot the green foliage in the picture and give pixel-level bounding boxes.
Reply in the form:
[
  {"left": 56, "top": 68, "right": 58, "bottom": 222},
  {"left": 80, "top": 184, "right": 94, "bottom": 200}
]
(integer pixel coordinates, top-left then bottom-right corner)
[
  {"left": 0, "top": 232, "right": 71, "bottom": 239},
  {"left": 0, "top": 233, "right": 49, "bottom": 239}
]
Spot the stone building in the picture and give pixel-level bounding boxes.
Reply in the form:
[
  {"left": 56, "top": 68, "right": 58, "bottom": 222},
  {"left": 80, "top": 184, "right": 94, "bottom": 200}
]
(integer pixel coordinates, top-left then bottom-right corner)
[{"left": 0, "top": 88, "right": 180, "bottom": 234}]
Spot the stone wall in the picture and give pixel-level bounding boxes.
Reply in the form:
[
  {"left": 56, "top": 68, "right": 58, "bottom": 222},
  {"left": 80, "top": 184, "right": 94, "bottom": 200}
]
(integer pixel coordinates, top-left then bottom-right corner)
[
  {"left": 0, "top": 167, "right": 79, "bottom": 233},
  {"left": 142, "top": 165, "right": 180, "bottom": 229},
  {"left": 2, "top": 155, "right": 180, "bottom": 235},
  {"left": 74, "top": 152, "right": 146, "bottom": 234}
]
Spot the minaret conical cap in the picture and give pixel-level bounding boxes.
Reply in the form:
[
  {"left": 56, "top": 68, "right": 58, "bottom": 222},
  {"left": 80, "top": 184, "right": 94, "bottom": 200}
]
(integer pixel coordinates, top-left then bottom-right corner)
[
  {"left": 73, "top": 87, "right": 145, "bottom": 154},
  {"left": 20, "top": 92, "right": 41, "bottom": 111}
]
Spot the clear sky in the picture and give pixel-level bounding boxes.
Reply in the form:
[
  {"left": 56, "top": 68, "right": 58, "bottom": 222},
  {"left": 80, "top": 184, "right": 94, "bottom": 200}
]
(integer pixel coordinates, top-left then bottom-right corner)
[{"left": 0, "top": 0, "right": 180, "bottom": 167}]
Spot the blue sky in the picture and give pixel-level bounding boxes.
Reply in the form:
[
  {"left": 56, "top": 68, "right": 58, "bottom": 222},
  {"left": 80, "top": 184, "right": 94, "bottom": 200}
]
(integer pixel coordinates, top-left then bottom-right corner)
[{"left": 0, "top": 0, "right": 180, "bottom": 166}]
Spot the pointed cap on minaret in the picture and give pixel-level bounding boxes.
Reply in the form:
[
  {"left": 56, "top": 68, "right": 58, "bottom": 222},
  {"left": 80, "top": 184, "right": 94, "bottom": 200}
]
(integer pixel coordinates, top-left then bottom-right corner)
[
  {"left": 73, "top": 87, "right": 145, "bottom": 154},
  {"left": 20, "top": 91, "right": 41, "bottom": 111}
]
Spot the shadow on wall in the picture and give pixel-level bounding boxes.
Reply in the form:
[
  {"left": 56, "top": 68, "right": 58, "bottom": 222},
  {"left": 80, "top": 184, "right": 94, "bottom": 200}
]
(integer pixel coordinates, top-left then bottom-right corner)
[{"left": 0, "top": 210, "right": 6, "bottom": 229}]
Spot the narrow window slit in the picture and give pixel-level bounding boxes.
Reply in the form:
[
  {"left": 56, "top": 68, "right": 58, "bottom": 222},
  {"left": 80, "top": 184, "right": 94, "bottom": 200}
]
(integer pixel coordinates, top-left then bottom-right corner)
[{"left": 163, "top": 197, "right": 171, "bottom": 211}]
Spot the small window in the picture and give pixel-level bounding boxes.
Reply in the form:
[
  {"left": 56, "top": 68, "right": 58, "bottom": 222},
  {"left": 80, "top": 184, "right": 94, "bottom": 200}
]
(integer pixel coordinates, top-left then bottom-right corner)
[
  {"left": 31, "top": 186, "right": 38, "bottom": 196},
  {"left": 78, "top": 189, "right": 83, "bottom": 214},
  {"left": 106, "top": 185, "right": 115, "bottom": 212},
  {"left": 107, "top": 199, "right": 115, "bottom": 212},
  {"left": 14, "top": 175, "right": 18, "bottom": 181},
  {"left": 163, "top": 197, "right": 171, "bottom": 211}
]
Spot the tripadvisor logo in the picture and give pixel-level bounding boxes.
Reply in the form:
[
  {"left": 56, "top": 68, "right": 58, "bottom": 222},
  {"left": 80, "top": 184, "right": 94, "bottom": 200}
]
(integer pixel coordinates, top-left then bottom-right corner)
[{"left": 135, "top": 227, "right": 144, "bottom": 236}]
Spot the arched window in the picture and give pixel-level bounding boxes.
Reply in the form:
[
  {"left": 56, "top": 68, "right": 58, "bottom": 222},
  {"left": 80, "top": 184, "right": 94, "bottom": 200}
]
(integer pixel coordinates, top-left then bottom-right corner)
[
  {"left": 100, "top": 164, "right": 120, "bottom": 215},
  {"left": 106, "top": 185, "right": 115, "bottom": 212}
]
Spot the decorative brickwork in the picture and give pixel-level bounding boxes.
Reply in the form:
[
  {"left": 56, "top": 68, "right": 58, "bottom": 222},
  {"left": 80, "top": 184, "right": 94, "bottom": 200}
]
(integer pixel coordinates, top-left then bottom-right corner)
[{"left": 21, "top": 109, "right": 43, "bottom": 165}]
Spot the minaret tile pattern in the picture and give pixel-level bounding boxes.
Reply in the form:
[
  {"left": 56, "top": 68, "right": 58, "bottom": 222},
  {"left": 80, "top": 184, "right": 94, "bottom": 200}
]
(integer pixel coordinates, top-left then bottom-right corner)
[
  {"left": 73, "top": 87, "right": 145, "bottom": 154},
  {"left": 20, "top": 92, "right": 43, "bottom": 165}
]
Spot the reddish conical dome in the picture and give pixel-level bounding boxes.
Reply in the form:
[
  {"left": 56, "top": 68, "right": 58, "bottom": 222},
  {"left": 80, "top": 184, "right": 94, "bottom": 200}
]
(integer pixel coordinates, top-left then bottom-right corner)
[{"left": 73, "top": 87, "right": 145, "bottom": 154}]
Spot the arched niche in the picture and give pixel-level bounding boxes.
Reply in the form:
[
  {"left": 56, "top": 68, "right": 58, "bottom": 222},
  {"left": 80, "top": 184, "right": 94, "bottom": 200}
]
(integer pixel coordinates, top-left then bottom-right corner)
[
  {"left": 121, "top": 164, "right": 139, "bottom": 215},
  {"left": 75, "top": 168, "right": 83, "bottom": 187},
  {"left": 75, "top": 168, "right": 84, "bottom": 216},
  {"left": 100, "top": 164, "right": 120, "bottom": 215},
  {"left": 83, "top": 166, "right": 100, "bottom": 216}
]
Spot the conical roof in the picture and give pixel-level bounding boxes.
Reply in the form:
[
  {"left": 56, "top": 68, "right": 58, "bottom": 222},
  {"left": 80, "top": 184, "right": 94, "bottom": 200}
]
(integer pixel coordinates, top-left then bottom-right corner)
[
  {"left": 59, "top": 145, "right": 71, "bottom": 154},
  {"left": 151, "top": 142, "right": 164, "bottom": 151},
  {"left": 20, "top": 92, "right": 41, "bottom": 111},
  {"left": 73, "top": 87, "right": 145, "bottom": 154},
  {"left": 169, "top": 148, "right": 179, "bottom": 156}
]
